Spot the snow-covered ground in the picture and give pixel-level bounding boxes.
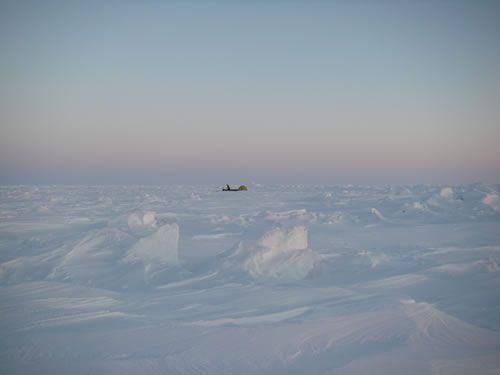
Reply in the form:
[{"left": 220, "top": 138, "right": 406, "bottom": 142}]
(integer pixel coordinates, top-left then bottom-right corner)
[{"left": 1, "top": 184, "right": 500, "bottom": 374}]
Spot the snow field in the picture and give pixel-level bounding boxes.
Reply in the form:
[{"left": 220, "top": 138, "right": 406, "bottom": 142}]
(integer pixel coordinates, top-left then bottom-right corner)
[{"left": 0, "top": 184, "right": 500, "bottom": 374}]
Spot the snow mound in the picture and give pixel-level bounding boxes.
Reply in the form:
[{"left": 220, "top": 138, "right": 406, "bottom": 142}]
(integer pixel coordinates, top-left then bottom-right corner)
[
  {"left": 482, "top": 193, "right": 500, "bottom": 212},
  {"left": 127, "top": 211, "right": 157, "bottom": 230},
  {"left": 413, "top": 201, "right": 425, "bottom": 210},
  {"left": 243, "top": 227, "right": 317, "bottom": 281},
  {"left": 427, "top": 187, "right": 458, "bottom": 207},
  {"left": 259, "top": 226, "right": 308, "bottom": 251},
  {"left": 439, "top": 187, "right": 454, "bottom": 200},
  {"left": 142, "top": 211, "right": 157, "bottom": 226},
  {"left": 123, "top": 224, "right": 179, "bottom": 269},
  {"left": 401, "top": 300, "right": 500, "bottom": 349}
]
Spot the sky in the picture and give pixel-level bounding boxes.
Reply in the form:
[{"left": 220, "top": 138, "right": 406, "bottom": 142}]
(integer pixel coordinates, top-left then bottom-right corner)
[{"left": 1, "top": 0, "right": 499, "bottom": 184}]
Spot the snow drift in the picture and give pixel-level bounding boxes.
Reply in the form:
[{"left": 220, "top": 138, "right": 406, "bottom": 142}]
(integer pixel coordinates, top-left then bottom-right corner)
[
  {"left": 50, "top": 228, "right": 135, "bottom": 288},
  {"left": 222, "top": 226, "right": 318, "bottom": 281},
  {"left": 123, "top": 223, "right": 180, "bottom": 281}
]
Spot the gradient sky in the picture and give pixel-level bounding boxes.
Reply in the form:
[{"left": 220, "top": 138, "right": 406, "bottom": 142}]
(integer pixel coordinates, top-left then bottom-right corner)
[{"left": 1, "top": 0, "right": 499, "bottom": 184}]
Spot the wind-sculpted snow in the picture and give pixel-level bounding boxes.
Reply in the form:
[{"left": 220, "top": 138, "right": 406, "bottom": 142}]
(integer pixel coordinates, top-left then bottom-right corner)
[
  {"left": 50, "top": 228, "right": 135, "bottom": 287},
  {"left": 122, "top": 223, "right": 182, "bottom": 286},
  {"left": 242, "top": 226, "right": 318, "bottom": 281},
  {"left": 1, "top": 184, "right": 500, "bottom": 374},
  {"left": 123, "top": 224, "right": 179, "bottom": 269}
]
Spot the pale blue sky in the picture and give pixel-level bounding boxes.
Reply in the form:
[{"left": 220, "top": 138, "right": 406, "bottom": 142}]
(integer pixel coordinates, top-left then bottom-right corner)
[{"left": 1, "top": 0, "right": 499, "bottom": 184}]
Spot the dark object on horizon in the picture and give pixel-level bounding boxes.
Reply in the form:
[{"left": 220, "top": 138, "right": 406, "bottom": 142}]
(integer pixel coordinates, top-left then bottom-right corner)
[{"left": 223, "top": 184, "right": 248, "bottom": 191}]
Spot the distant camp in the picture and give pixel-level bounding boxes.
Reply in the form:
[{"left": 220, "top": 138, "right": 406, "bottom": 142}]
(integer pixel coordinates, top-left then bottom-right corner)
[{"left": 223, "top": 184, "right": 248, "bottom": 191}]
